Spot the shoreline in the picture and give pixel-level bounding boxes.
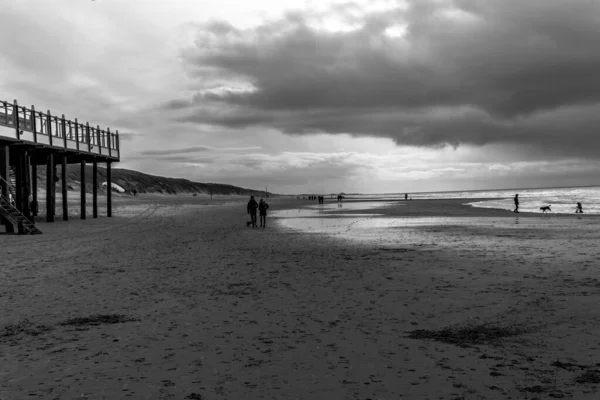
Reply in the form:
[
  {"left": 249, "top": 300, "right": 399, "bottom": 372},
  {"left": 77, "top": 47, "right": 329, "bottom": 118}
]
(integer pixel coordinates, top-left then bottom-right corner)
[{"left": 2, "top": 196, "right": 600, "bottom": 399}]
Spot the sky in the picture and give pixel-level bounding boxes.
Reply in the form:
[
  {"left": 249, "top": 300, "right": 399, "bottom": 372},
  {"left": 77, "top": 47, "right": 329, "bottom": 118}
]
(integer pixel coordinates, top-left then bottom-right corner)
[{"left": 2, "top": 0, "right": 600, "bottom": 194}]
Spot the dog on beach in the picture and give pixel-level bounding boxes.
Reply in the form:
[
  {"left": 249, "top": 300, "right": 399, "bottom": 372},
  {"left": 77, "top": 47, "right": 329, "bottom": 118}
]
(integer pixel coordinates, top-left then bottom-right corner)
[
  {"left": 540, "top": 205, "right": 551, "bottom": 213},
  {"left": 246, "top": 221, "right": 253, "bottom": 227}
]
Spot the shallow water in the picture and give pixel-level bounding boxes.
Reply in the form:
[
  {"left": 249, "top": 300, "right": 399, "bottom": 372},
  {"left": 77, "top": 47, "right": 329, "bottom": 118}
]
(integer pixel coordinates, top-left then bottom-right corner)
[
  {"left": 339, "top": 186, "right": 600, "bottom": 214},
  {"left": 272, "top": 201, "right": 596, "bottom": 247}
]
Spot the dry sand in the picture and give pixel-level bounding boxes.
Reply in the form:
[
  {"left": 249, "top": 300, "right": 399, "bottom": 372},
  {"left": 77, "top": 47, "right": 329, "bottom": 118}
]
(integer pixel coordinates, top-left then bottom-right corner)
[{"left": 1, "top": 195, "right": 600, "bottom": 399}]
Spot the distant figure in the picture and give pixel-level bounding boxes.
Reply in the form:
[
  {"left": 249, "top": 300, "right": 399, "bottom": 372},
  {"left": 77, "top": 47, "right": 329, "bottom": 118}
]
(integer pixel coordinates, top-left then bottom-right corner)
[
  {"left": 405, "top": 193, "right": 408, "bottom": 201},
  {"left": 132, "top": 189, "right": 137, "bottom": 196},
  {"left": 540, "top": 205, "right": 551, "bottom": 213},
  {"left": 247, "top": 195, "right": 258, "bottom": 228},
  {"left": 513, "top": 194, "right": 519, "bottom": 213},
  {"left": 575, "top": 202, "right": 583, "bottom": 213},
  {"left": 259, "top": 198, "right": 269, "bottom": 228}
]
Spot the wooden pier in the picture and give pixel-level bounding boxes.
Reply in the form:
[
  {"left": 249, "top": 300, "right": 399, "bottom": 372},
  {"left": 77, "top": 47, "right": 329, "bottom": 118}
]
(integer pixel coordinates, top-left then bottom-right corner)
[{"left": 0, "top": 99, "right": 120, "bottom": 234}]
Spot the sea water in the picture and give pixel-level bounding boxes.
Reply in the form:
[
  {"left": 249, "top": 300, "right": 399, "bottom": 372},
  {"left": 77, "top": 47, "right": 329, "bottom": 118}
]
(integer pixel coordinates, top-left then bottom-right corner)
[
  {"left": 339, "top": 186, "right": 600, "bottom": 214},
  {"left": 275, "top": 187, "right": 599, "bottom": 244}
]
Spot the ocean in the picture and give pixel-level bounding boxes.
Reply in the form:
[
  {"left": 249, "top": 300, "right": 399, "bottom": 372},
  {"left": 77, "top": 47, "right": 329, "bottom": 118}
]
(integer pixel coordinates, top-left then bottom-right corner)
[
  {"left": 274, "top": 186, "right": 600, "bottom": 243},
  {"left": 337, "top": 186, "right": 600, "bottom": 214}
]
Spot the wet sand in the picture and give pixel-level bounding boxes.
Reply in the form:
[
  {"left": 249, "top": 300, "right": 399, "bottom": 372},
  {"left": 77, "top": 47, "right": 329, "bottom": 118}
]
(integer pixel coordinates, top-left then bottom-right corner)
[{"left": 1, "top": 196, "right": 600, "bottom": 399}]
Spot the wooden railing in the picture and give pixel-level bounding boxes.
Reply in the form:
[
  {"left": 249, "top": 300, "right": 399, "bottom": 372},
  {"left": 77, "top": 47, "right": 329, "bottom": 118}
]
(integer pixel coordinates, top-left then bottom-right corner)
[{"left": 0, "top": 99, "right": 120, "bottom": 159}]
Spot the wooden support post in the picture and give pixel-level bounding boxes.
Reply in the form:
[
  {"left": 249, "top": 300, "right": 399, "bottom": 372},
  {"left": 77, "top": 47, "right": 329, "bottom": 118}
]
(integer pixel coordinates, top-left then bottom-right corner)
[
  {"left": 54, "top": 163, "right": 57, "bottom": 216},
  {"left": 92, "top": 160, "right": 98, "bottom": 218},
  {"left": 0, "top": 145, "right": 14, "bottom": 233},
  {"left": 32, "top": 155, "right": 38, "bottom": 216},
  {"left": 25, "top": 153, "right": 31, "bottom": 221},
  {"left": 80, "top": 160, "right": 86, "bottom": 219},
  {"left": 21, "top": 151, "right": 31, "bottom": 223},
  {"left": 46, "top": 153, "right": 55, "bottom": 222},
  {"left": 15, "top": 150, "right": 23, "bottom": 212},
  {"left": 62, "top": 155, "right": 68, "bottom": 221},
  {"left": 107, "top": 161, "right": 112, "bottom": 217}
]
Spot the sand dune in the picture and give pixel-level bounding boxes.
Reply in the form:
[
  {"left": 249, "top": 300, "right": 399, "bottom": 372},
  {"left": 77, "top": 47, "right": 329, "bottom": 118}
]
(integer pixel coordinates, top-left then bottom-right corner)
[{"left": 1, "top": 196, "right": 600, "bottom": 399}]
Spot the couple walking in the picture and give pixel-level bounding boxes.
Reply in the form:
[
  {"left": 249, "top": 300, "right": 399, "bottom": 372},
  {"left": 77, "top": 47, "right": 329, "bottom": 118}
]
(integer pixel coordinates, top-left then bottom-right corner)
[{"left": 247, "top": 195, "right": 269, "bottom": 228}]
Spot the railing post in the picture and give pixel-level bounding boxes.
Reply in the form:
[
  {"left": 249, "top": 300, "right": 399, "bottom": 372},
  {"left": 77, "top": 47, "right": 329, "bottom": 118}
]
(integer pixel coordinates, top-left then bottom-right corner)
[
  {"left": 86, "top": 122, "right": 91, "bottom": 152},
  {"left": 115, "top": 130, "right": 120, "bottom": 158},
  {"left": 107, "top": 128, "right": 112, "bottom": 158},
  {"left": 75, "top": 118, "right": 80, "bottom": 151},
  {"left": 62, "top": 114, "right": 67, "bottom": 149},
  {"left": 96, "top": 125, "right": 101, "bottom": 155},
  {"left": 31, "top": 105, "right": 37, "bottom": 142},
  {"left": 47, "top": 110, "right": 53, "bottom": 146},
  {"left": 55, "top": 116, "right": 60, "bottom": 141},
  {"left": 14, "top": 100, "right": 20, "bottom": 139}
]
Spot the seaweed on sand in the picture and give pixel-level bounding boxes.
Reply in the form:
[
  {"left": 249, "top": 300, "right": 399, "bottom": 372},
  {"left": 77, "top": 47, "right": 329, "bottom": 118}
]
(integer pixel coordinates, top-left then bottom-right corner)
[
  {"left": 185, "top": 393, "right": 205, "bottom": 400},
  {"left": 59, "top": 314, "right": 139, "bottom": 327},
  {"left": 1, "top": 319, "right": 53, "bottom": 338},
  {"left": 574, "top": 370, "right": 600, "bottom": 384},
  {"left": 407, "top": 323, "right": 532, "bottom": 347}
]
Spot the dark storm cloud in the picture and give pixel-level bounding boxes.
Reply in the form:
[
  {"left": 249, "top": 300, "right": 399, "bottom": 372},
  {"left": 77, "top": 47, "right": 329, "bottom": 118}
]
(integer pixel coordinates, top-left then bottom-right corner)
[
  {"left": 141, "top": 146, "right": 213, "bottom": 155},
  {"left": 171, "top": 0, "right": 600, "bottom": 155},
  {"left": 139, "top": 145, "right": 262, "bottom": 156}
]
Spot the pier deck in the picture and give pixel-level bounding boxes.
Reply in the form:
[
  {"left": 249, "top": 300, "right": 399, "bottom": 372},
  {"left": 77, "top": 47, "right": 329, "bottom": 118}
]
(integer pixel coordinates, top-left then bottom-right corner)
[{"left": 0, "top": 99, "right": 121, "bottom": 233}]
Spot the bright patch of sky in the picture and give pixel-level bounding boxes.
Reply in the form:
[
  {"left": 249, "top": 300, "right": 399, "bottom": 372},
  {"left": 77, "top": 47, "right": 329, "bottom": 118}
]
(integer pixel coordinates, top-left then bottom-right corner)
[{"left": 2, "top": 0, "right": 600, "bottom": 194}]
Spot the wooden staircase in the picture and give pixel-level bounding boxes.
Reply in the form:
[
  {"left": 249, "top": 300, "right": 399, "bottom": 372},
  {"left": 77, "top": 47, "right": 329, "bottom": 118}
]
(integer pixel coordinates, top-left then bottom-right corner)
[{"left": 0, "top": 170, "right": 42, "bottom": 235}]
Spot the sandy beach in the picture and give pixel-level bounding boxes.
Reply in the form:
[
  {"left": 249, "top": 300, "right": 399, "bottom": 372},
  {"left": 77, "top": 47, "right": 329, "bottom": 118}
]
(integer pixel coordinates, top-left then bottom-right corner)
[{"left": 2, "top": 195, "right": 600, "bottom": 399}]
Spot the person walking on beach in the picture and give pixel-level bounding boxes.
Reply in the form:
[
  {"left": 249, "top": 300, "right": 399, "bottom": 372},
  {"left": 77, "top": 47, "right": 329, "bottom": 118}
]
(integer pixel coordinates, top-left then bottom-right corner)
[
  {"left": 258, "top": 198, "right": 269, "bottom": 228},
  {"left": 405, "top": 193, "right": 408, "bottom": 201},
  {"left": 575, "top": 202, "right": 583, "bottom": 213},
  {"left": 247, "top": 195, "right": 259, "bottom": 228},
  {"left": 513, "top": 194, "right": 519, "bottom": 213}
]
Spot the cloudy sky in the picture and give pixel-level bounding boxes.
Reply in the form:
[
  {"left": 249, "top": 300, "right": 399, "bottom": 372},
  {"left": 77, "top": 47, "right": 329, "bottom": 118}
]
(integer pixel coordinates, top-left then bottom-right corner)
[{"left": 2, "top": 0, "right": 600, "bottom": 194}]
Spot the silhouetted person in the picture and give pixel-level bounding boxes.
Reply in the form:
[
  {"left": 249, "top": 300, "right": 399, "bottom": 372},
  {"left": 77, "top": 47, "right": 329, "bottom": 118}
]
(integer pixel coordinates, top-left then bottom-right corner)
[
  {"left": 132, "top": 189, "right": 137, "bottom": 196},
  {"left": 513, "top": 194, "right": 519, "bottom": 213},
  {"left": 405, "top": 193, "right": 408, "bottom": 201},
  {"left": 247, "top": 195, "right": 258, "bottom": 228},
  {"left": 576, "top": 202, "right": 583, "bottom": 213},
  {"left": 259, "top": 198, "right": 269, "bottom": 228}
]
